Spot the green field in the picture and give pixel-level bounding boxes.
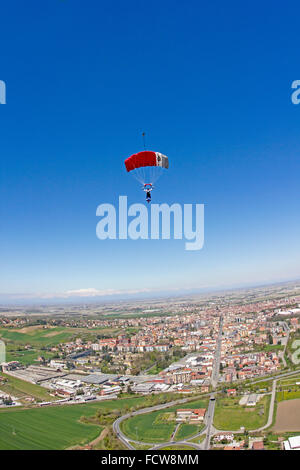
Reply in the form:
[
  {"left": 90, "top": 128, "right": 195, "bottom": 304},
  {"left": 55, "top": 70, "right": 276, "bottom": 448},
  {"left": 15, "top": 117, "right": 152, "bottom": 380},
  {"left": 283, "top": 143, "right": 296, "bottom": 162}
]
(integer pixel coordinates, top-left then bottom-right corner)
[
  {"left": 0, "top": 325, "right": 128, "bottom": 366},
  {"left": 0, "top": 327, "right": 74, "bottom": 346},
  {"left": 278, "top": 375, "right": 300, "bottom": 387},
  {"left": 0, "top": 325, "right": 130, "bottom": 348},
  {"left": 189, "top": 433, "right": 206, "bottom": 444},
  {"left": 0, "top": 405, "right": 102, "bottom": 449},
  {"left": 277, "top": 389, "right": 300, "bottom": 402},
  {"left": 0, "top": 372, "right": 55, "bottom": 402},
  {"left": 122, "top": 410, "right": 175, "bottom": 443},
  {"left": 0, "top": 396, "right": 147, "bottom": 450},
  {"left": 147, "top": 364, "right": 164, "bottom": 375},
  {"left": 247, "top": 380, "right": 273, "bottom": 393},
  {"left": 121, "top": 398, "right": 208, "bottom": 443},
  {"left": 5, "top": 348, "right": 56, "bottom": 366},
  {"left": 276, "top": 374, "right": 300, "bottom": 402},
  {"left": 213, "top": 396, "right": 270, "bottom": 431},
  {"left": 175, "top": 423, "right": 201, "bottom": 440}
]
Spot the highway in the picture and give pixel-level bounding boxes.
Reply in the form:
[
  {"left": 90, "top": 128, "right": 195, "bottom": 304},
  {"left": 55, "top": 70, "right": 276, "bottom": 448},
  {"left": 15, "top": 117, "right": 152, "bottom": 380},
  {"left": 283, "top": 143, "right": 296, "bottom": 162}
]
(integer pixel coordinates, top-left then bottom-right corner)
[
  {"left": 170, "top": 423, "right": 180, "bottom": 441},
  {"left": 203, "top": 314, "right": 223, "bottom": 449},
  {"left": 211, "top": 314, "right": 223, "bottom": 389},
  {"left": 203, "top": 397, "right": 216, "bottom": 450}
]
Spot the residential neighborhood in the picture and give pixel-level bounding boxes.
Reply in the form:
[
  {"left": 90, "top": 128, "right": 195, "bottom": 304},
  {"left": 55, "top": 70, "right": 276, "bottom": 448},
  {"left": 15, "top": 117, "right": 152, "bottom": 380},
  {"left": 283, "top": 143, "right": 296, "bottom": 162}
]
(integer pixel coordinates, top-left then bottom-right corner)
[{"left": 1, "top": 282, "right": 300, "bottom": 450}]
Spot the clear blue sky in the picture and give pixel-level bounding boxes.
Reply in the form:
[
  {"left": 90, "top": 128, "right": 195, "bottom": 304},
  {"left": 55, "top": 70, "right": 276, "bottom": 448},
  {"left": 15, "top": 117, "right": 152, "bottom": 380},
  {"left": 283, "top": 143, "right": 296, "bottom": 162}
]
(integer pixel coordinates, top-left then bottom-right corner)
[{"left": 1, "top": 1, "right": 300, "bottom": 302}]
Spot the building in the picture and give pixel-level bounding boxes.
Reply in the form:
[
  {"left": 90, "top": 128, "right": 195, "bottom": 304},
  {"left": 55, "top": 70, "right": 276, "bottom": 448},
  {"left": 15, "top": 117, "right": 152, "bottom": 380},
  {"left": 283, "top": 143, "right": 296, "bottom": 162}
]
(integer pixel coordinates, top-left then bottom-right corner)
[
  {"left": 176, "top": 408, "right": 206, "bottom": 423},
  {"left": 49, "top": 360, "right": 67, "bottom": 370},
  {"left": 99, "top": 385, "right": 122, "bottom": 396},
  {"left": 1, "top": 361, "right": 22, "bottom": 371},
  {"left": 132, "top": 382, "right": 155, "bottom": 394},
  {"left": 252, "top": 441, "right": 264, "bottom": 450},
  {"left": 284, "top": 436, "right": 300, "bottom": 450},
  {"left": 214, "top": 432, "right": 234, "bottom": 443},
  {"left": 247, "top": 393, "right": 258, "bottom": 406}
]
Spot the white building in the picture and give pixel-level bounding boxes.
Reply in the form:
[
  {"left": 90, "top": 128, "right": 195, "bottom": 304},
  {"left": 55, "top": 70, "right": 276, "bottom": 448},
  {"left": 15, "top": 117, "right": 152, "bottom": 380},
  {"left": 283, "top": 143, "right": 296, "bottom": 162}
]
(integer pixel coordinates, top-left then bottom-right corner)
[
  {"left": 284, "top": 436, "right": 300, "bottom": 450},
  {"left": 247, "top": 393, "right": 258, "bottom": 406},
  {"left": 50, "top": 360, "right": 67, "bottom": 370},
  {"left": 133, "top": 382, "right": 155, "bottom": 394}
]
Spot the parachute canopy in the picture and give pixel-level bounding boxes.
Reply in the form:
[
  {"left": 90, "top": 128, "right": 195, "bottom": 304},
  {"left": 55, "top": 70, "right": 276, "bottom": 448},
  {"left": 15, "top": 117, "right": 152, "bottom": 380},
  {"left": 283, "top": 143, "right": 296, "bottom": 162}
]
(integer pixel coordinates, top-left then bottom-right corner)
[
  {"left": 125, "top": 151, "right": 169, "bottom": 172},
  {"left": 124, "top": 150, "right": 169, "bottom": 185}
]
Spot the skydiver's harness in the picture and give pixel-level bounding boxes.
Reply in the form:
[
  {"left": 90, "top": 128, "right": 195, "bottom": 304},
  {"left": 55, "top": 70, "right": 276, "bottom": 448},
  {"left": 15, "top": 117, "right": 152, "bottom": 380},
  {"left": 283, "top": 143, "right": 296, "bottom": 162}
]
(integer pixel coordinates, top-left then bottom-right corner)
[{"left": 143, "top": 183, "right": 153, "bottom": 203}]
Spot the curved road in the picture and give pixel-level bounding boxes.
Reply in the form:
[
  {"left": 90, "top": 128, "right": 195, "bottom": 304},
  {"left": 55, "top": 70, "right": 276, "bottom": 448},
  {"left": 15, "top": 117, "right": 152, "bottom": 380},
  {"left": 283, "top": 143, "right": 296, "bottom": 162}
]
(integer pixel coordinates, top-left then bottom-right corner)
[{"left": 113, "top": 396, "right": 202, "bottom": 450}]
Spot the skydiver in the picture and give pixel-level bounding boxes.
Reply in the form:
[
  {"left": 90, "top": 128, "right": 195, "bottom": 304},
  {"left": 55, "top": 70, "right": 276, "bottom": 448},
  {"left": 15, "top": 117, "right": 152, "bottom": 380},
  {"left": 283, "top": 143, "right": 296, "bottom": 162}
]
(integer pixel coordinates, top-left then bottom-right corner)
[{"left": 143, "top": 183, "right": 153, "bottom": 203}]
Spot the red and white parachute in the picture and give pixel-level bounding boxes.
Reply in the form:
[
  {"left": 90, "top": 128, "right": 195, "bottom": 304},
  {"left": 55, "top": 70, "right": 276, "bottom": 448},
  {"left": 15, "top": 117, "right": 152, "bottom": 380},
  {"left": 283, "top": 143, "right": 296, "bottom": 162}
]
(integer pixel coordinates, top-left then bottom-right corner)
[{"left": 124, "top": 150, "right": 169, "bottom": 185}]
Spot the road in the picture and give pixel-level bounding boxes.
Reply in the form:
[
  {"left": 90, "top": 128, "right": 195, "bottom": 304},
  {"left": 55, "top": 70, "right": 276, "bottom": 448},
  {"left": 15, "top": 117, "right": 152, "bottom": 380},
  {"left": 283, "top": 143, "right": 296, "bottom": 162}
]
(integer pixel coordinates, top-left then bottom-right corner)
[
  {"left": 203, "top": 314, "right": 223, "bottom": 449},
  {"left": 211, "top": 314, "right": 223, "bottom": 389},
  {"left": 113, "top": 396, "right": 200, "bottom": 450},
  {"left": 244, "top": 368, "right": 300, "bottom": 386},
  {"left": 203, "top": 397, "right": 216, "bottom": 450},
  {"left": 151, "top": 440, "right": 202, "bottom": 450},
  {"left": 251, "top": 379, "right": 277, "bottom": 432},
  {"left": 171, "top": 423, "right": 180, "bottom": 441}
]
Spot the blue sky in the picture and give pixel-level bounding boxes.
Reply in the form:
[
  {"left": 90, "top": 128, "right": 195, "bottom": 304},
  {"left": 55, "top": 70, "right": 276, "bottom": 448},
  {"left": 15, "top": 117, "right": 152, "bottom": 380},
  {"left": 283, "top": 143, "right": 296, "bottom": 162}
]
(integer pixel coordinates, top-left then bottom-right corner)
[{"left": 1, "top": 1, "right": 300, "bottom": 302}]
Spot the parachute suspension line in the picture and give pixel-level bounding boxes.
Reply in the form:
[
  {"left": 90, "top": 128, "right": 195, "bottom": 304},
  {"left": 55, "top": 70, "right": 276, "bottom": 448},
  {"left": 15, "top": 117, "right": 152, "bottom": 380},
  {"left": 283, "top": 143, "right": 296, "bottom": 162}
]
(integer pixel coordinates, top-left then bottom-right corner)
[
  {"left": 132, "top": 164, "right": 147, "bottom": 185},
  {"left": 137, "top": 167, "right": 144, "bottom": 184},
  {"left": 150, "top": 165, "right": 154, "bottom": 184},
  {"left": 130, "top": 158, "right": 144, "bottom": 184},
  {"left": 131, "top": 170, "right": 142, "bottom": 184},
  {"left": 150, "top": 165, "right": 155, "bottom": 184},
  {"left": 152, "top": 166, "right": 164, "bottom": 185},
  {"left": 151, "top": 165, "right": 156, "bottom": 184},
  {"left": 141, "top": 165, "right": 145, "bottom": 184}
]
